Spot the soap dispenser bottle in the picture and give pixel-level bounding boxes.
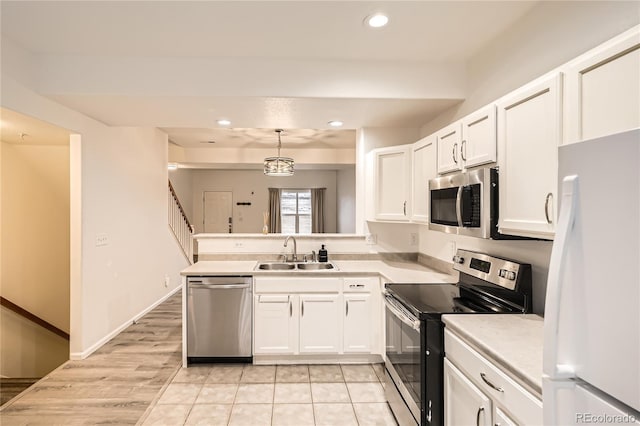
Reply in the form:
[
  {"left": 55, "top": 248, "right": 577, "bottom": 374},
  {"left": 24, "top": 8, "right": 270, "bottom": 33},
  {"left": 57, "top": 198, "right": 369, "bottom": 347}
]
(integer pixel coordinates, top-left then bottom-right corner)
[{"left": 318, "top": 244, "right": 328, "bottom": 263}]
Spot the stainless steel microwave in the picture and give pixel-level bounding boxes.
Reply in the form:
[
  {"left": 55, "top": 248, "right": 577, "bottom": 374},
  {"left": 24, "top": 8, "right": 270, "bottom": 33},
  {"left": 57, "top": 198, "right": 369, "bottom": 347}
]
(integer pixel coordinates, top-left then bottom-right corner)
[{"left": 429, "top": 167, "right": 495, "bottom": 239}]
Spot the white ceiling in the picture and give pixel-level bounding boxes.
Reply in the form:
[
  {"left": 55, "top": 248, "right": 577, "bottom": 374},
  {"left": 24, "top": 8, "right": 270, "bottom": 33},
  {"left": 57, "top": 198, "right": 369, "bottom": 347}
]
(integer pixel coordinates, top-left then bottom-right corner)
[{"left": 0, "top": 1, "right": 539, "bottom": 149}]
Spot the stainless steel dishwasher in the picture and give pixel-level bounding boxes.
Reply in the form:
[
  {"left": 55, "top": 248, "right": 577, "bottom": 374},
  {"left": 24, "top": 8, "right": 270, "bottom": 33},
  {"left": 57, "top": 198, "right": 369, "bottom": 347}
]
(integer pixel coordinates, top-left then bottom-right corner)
[{"left": 186, "top": 275, "right": 252, "bottom": 363}]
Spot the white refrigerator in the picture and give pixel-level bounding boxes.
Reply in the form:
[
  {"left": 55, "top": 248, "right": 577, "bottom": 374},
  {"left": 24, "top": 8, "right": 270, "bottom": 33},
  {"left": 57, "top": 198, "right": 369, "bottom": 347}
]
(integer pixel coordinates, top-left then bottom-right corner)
[{"left": 543, "top": 128, "right": 640, "bottom": 425}]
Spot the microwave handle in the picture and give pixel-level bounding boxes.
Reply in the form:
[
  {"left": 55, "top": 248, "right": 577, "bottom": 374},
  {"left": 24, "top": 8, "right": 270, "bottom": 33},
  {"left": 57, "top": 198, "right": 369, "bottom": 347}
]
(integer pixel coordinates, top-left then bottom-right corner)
[{"left": 455, "top": 186, "right": 463, "bottom": 226}]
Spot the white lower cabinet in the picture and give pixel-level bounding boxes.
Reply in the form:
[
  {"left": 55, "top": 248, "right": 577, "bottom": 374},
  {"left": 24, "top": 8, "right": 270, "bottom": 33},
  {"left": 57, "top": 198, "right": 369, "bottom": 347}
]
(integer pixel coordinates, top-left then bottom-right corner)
[
  {"left": 494, "top": 407, "right": 517, "bottom": 426},
  {"left": 254, "top": 294, "right": 297, "bottom": 354},
  {"left": 343, "top": 293, "right": 372, "bottom": 353},
  {"left": 444, "top": 329, "right": 542, "bottom": 426},
  {"left": 299, "top": 294, "right": 341, "bottom": 353},
  {"left": 253, "top": 276, "right": 380, "bottom": 357},
  {"left": 444, "top": 359, "right": 492, "bottom": 426}
]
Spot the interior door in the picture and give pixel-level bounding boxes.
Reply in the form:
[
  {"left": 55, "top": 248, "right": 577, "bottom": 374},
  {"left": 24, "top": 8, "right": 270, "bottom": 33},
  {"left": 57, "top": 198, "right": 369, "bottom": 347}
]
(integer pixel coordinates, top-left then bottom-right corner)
[{"left": 204, "top": 191, "right": 233, "bottom": 233}]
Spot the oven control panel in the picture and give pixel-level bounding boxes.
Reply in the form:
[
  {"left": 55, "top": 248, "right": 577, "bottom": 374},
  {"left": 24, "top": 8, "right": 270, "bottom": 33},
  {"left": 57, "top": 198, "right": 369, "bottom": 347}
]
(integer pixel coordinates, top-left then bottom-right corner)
[{"left": 452, "top": 249, "right": 531, "bottom": 292}]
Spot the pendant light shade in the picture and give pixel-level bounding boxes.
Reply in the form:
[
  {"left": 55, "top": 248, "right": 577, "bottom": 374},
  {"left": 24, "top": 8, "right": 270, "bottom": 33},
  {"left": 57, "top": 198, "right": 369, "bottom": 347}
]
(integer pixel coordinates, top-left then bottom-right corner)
[{"left": 264, "top": 129, "right": 294, "bottom": 176}]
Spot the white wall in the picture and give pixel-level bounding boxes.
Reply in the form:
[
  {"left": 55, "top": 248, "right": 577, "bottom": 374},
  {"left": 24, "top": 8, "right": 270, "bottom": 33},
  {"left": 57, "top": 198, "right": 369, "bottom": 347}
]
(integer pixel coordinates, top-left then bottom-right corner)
[
  {"left": 1, "top": 75, "right": 189, "bottom": 358},
  {"left": 1, "top": 142, "right": 70, "bottom": 332},
  {"left": 190, "top": 169, "right": 341, "bottom": 234},
  {"left": 0, "top": 137, "right": 71, "bottom": 377},
  {"left": 415, "top": 2, "right": 639, "bottom": 316},
  {"left": 0, "top": 308, "right": 69, "bottom": 377},
  {"left": 336, "top": 167, "right": 356, "bottom": 233}
]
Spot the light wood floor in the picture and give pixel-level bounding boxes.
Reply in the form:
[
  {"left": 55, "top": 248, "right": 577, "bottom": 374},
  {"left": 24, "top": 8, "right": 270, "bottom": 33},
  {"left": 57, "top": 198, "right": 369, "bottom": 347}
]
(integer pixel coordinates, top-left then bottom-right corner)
[{"left": 0, "top": 292, "right": 183, "bottom": 425}]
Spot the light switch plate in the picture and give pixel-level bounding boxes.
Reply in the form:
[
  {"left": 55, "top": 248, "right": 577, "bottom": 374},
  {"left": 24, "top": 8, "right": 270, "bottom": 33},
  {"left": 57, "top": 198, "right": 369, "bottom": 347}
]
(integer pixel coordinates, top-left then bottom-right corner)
[{"left": 96, "top": 233, "right": 109, "bottom": 246}]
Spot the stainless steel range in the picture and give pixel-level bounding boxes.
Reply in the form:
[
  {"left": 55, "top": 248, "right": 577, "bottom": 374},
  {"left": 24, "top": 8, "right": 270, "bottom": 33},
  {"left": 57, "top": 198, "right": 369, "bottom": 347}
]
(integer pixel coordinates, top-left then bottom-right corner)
[{"left": 383, "top": 249, "right": 533, "bottom": 426}]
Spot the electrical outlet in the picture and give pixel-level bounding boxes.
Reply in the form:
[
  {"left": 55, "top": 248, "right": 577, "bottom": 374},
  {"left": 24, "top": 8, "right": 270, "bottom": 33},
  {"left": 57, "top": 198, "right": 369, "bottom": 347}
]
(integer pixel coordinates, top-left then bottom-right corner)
[
  {"left": 234, "top": 242, "right": 244, "bottom": 248},
  {"left": 96, "top": 233, "right": 109, "bottom": 246},
  {"left": 164, "top": 275, "right": 170, "bottom": 288},
  {"left": 410, "top": 233, "right": 418, "bottom": 246},
  {"left": 447, "top": 241, "right": 457, "bottom": 260},
  {"left": 365, "top": 233, "right": 377, "bottom": 245}
]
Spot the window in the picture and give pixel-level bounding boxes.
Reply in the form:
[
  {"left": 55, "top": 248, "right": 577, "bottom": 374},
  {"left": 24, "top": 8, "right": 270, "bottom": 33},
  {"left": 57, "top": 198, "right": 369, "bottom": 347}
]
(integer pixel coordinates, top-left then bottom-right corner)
[{"left": 281, "top": 189, "right": 311, "bottom": 234}]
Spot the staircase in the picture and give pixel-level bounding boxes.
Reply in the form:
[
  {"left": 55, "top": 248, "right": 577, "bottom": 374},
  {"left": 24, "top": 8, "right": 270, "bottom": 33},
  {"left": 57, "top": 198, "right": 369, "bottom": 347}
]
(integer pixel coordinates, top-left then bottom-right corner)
[
  {"left": 168, "top": 180, "right": 194, "bottom": 264},
  {"left": 1, "top": 378, "right": 39, "bottom": 406},
  {"left": 0, "top": 297, "right": 70, "bottom": 407}
]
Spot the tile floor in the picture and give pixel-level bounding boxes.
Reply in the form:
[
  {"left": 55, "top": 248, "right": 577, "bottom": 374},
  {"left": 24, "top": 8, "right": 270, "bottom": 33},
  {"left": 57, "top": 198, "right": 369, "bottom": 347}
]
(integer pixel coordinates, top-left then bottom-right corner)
[{"left": 141, "top": 363, "right": 398, "bottom": 426}]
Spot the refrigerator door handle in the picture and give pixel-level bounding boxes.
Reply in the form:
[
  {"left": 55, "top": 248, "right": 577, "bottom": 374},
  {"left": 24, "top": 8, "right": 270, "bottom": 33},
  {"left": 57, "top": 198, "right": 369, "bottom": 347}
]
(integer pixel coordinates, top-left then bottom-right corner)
[{"left": 543, "top": 175, "right": 579, "bottom": 379}]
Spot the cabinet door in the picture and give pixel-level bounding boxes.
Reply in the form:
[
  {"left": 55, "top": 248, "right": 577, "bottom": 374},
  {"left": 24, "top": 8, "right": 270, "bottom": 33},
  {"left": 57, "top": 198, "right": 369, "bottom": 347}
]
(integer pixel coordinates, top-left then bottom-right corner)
[
  {"left": 566, "top": 28, "right": 640, "bottom": 144},
  {"left": 461, "top": 105, "right": 497, "bottom": 168},
  {"left": 254, "top": 294, "right": 297, "bottom": 354},
  {"left": 411, "top": 135, "right": 436, "bottom": 223},
  {"left": 494, "top": 407, "right": 517, "bottom": 426},
  {"left": 444, "top": 359, "right": 492, "bottom": 426},
  {"left": 375, "top": 146, "right": 411, "bottom": 221},
  {"left": 299, "top": 294, "right": 341, "bottom": 353},
  {"left": 497, "top": 73, "right": 562, "bottom": 239},
  {"left": 343, "top": 293, "right": 372, "bottom": 353},
  {"left": 437, "top": 122, "right": 462, "bottom": 174}
]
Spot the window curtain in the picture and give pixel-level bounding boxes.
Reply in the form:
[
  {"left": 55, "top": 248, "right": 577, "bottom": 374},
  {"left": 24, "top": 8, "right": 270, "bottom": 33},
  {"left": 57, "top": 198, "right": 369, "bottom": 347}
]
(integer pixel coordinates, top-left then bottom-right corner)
[
  {"left": 268, "top": 188, "right": 281, "bottom": 233},
  {"left": 311, "top": 188, "right": 326, "bottom": 233}
]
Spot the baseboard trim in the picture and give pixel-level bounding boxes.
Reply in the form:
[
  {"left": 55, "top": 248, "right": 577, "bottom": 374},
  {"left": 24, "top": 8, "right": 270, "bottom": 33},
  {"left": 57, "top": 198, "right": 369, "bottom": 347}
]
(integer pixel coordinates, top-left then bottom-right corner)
[
  {"left": 69, "top": 285, "right": 182, "bottom": 360},
  {"left": 253, "top": 354, "right": 383, "bottom": 365}
]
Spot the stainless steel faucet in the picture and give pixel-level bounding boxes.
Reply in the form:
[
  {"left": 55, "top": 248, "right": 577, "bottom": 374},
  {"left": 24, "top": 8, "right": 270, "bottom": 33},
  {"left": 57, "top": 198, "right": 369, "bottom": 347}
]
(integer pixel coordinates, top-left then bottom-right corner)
[{"left": 284, "top": 235, "right": 297, "bottom": 262}]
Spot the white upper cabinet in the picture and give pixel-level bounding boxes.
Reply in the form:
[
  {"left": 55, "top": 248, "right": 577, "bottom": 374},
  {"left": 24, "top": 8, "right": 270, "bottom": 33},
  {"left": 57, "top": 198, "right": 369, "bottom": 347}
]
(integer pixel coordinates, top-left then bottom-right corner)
[
  {"left": 411, "top": 135, "right": 436, "bottom": 223},
  {"left": 437, "top": 105, "right": 497, "bottom": 174},
  {"left": 436, "top": 122, "right": 463, "bottom": 174},
  {"left": 565, "top": 26, "right": 640, "bottom": 144},
  {"left": 497, "top": 73, "right": 563, "bottom": 239},
  {"left": 374, "top": 145, "right": 412, "bottom": 221},
  {"left": 461, "top": 105, "right": 497, "bottom": 168}
]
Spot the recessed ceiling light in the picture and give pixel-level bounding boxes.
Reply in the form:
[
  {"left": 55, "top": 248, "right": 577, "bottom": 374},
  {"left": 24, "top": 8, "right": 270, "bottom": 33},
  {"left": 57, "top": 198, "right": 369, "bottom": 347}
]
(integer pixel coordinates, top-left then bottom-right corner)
[
  {"left": 328, "top": 120, "right": 344, "bottom": 127},
  {"left": 365, "top": 13, "right": 389, "bottom": 28},
  {"left": 217, "top": 119, "right": 231, "bottom": 126}
]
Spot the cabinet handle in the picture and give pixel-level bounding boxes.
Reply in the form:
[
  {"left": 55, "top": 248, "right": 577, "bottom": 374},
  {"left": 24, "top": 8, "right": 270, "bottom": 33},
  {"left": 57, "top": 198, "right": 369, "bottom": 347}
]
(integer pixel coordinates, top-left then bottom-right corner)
[
  {"left": 403, "top": 201, "right": 407, "bottom": 216},
  {"left": 545, "top": 193, "right": 553, "bottom": 224},
  {"left": 461, "top": 140, "right": 467, "bottom": 161},
  {"left": 476, "top": 407, "right": 484, "bottom": 426},
  {"left": 301, "top": 301, "right": 304, "bottom": 317},
  {"left": 480, "top": 372, "right": 504, "bottom": 393},
  {"left": 346, "top": 300, "right": 349, "bottom": 316},
  {"left": 289, "top": 300, "right": 292, "bottom": 317},
  {"left": 452, "top": 143, "right": 458, "bottom": 164}
]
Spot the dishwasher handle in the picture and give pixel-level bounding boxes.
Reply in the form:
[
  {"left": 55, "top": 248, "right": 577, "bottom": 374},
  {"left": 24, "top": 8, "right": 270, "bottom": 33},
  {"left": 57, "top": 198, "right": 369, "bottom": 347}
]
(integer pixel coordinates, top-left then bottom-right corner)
[
  {"left": 187, "top": 276, "right": 251, "bottom": 286},
  {"left": 189, "top": 283, "right": 251, "bottom": 290}
]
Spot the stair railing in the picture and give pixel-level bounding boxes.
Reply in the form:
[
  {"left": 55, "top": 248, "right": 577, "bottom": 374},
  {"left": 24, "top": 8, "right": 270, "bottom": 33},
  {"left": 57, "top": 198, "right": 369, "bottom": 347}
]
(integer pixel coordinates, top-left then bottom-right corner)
[
  {"left": 0, "top": 296, "right": 69, "bottom": 340},
  {"left": 168, "top": 180, "right": 194, "bottom": 264}
]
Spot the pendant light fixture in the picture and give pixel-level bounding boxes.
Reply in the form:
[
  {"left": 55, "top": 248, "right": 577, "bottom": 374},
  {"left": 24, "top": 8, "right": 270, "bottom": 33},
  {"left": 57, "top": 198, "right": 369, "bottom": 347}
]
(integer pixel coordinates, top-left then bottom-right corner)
[{"left": 264, "top": 129, "right": 294, "bottom": 176}]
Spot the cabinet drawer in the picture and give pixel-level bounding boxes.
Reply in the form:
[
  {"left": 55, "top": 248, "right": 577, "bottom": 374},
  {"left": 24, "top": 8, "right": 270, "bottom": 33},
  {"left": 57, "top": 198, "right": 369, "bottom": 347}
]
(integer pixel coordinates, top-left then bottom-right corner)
[
  {"left": 445, "top": 329, "right": 542, "bottom": 425},
  {"left": 254, "top": 277, "right": 342, "bottom": 293},
  {"left": 343, "top": 277, "right": 379, "bottom": 292}
]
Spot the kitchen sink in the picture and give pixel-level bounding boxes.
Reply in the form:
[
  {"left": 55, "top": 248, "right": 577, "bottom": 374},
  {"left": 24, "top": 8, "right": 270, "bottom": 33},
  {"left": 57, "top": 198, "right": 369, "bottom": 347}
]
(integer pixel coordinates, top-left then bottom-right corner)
[
  {"left": 255, "top": 262, "right": 337, "bottom": 271},
  {"left": 257, "top": 263, "right": 296, "bottom": 270},
  {"left": 296, "top": 263, "right": 335, "bottom": 270}
]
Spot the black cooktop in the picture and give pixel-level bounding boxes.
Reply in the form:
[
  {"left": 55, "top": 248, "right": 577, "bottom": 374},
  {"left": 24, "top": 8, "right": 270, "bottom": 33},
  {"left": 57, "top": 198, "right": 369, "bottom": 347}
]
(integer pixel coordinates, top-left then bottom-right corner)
[
  {"left": 385, "top": 282, "right": 521, "bottom": 320},
  {"left": 385, "top": 283, "right": 461, "bottom": 318}
]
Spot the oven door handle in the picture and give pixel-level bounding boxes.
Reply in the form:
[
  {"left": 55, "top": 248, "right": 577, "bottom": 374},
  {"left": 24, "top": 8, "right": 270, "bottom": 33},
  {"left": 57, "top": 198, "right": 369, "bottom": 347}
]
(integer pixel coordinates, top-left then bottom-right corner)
[
  {"left": 384, "top": 295, "right": 421, "bottom": 331},
  {"left": 455, "top": 186, "right": 463, "bottom": 226}
]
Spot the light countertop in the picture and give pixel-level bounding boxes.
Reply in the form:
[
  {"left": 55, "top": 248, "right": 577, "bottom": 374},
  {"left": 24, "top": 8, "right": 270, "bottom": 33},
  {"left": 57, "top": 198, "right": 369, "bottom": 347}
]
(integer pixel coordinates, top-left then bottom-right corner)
[
  {"left": 181, "top": 259, "right": 456, "bottom": 284},
  {"left": 442, "top": 314, "right": 544, "bottom": 397}
]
